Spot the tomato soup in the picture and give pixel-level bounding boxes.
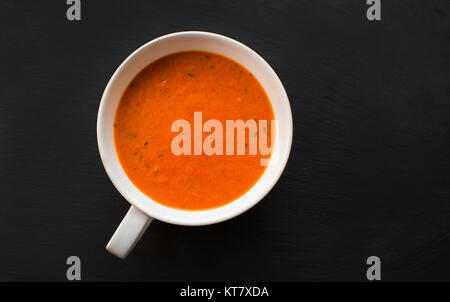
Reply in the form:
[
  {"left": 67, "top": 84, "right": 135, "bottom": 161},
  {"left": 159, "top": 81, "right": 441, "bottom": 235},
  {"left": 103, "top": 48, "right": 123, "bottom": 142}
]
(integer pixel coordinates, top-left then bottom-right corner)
[{"left": 114, "top": 51, "right": 274, "bottom": 210}]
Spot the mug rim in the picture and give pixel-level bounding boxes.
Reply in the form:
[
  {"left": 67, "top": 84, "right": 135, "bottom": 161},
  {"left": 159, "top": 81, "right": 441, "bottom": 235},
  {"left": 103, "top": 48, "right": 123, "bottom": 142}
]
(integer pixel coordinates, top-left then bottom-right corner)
[{"left": 97, "top": 31, "right": 293, "bottom": 226}]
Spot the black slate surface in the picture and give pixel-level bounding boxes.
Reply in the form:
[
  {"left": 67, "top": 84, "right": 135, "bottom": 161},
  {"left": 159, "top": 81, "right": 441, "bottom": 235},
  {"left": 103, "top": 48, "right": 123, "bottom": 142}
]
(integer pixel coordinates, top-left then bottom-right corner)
[{"left": 0, "top": 0, "right": 449, "bottom": 281}]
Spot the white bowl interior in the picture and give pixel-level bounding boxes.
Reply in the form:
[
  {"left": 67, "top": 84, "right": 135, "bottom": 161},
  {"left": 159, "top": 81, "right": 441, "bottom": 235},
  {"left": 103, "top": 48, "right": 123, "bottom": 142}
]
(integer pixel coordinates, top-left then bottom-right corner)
[{"left": 97, "top": 32, "right": 292, "bottom": 225}]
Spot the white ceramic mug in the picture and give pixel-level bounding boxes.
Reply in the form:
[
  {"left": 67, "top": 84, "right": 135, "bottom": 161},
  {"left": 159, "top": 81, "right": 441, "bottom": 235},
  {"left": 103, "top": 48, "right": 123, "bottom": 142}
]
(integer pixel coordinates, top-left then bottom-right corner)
[{"left": 97, "top": 31, "right": 293, "bottom": 259}]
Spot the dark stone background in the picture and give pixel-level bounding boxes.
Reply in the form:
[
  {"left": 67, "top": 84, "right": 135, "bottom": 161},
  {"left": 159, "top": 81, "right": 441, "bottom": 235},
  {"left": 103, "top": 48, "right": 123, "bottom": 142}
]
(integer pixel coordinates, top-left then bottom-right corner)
[{"left": 0, "top": 0, "right": 449, "bottom": 281}]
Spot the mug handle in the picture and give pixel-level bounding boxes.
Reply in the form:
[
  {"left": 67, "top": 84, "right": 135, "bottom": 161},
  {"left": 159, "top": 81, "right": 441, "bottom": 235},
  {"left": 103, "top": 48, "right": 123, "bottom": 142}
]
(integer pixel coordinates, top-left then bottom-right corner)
[{"left": 106, "top": 205, "right": 153, "bottom": 259}]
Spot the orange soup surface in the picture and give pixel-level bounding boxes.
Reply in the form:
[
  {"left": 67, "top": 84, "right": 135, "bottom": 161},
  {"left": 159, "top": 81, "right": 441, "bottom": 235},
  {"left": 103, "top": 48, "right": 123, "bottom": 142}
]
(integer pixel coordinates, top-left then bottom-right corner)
[{"left": 114, "top": 51, "right": 274, "bottom": 210}]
